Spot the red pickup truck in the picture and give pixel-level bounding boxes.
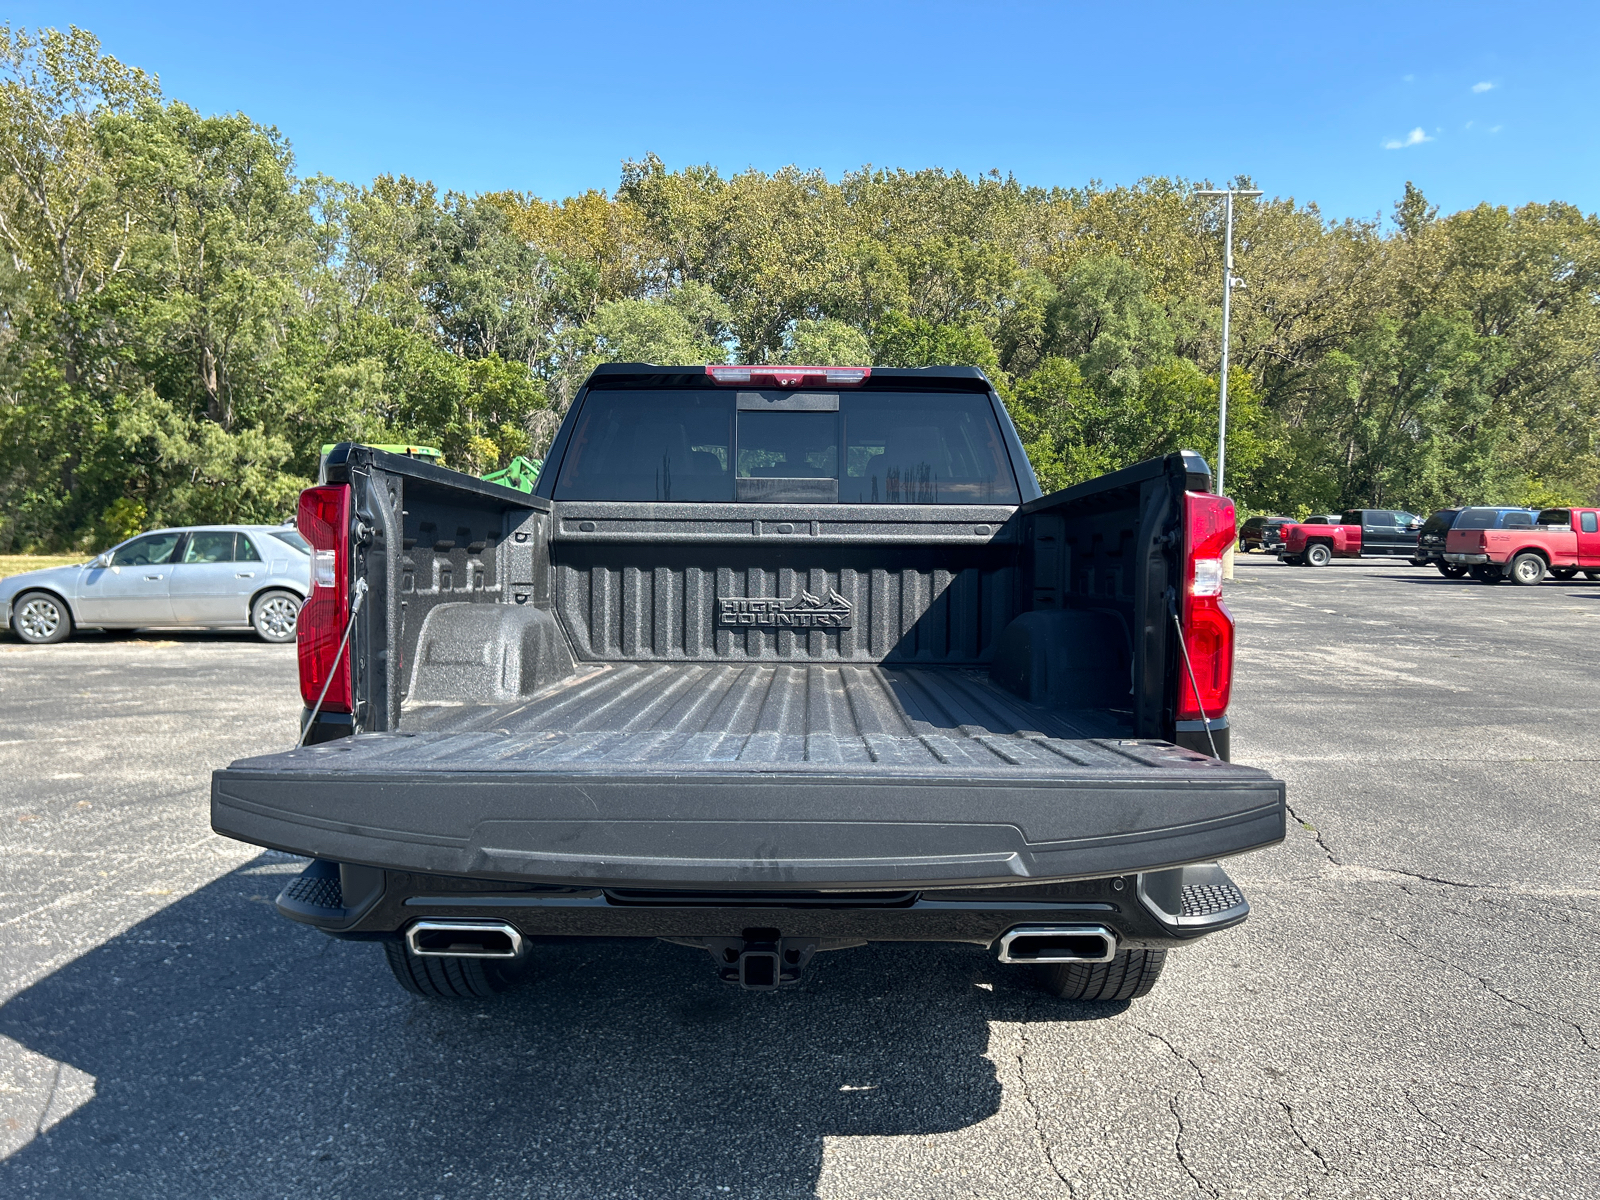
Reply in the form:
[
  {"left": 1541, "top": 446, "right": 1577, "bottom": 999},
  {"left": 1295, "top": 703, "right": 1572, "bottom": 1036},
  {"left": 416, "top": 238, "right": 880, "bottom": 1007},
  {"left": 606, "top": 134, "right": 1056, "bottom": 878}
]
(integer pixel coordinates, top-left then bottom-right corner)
[
  {"left": 1278, "top": 509, "right": 1423, "bottom": 566},
  {"left": 1445, "top": 507, "right": 1600, "bottom": 584}
]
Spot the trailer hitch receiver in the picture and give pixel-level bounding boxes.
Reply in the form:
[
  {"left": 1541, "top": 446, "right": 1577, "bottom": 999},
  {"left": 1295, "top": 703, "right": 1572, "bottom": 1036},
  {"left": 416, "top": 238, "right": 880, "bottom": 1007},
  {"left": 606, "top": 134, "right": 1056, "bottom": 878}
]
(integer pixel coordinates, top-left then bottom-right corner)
[{"left": 704, "top": 929, "right": 819, "bottom": 991}]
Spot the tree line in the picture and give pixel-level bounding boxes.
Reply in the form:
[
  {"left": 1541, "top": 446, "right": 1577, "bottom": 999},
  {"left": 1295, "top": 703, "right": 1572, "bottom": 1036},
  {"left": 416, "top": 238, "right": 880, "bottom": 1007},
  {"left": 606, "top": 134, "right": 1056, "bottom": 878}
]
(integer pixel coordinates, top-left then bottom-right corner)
[{"left": 2, "top": 25, "right": 1598, "bottom": 552}]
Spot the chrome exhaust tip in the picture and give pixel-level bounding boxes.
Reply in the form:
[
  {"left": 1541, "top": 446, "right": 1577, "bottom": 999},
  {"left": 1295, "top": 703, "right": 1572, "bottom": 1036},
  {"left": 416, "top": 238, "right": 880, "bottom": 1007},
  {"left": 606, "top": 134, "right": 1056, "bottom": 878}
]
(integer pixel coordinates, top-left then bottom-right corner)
[
  {"left": 406, "top": 919, "right": 523, "bottom": 959},
  {"left": 996, "top": 924, "right": 1117, "bottom": 964}
]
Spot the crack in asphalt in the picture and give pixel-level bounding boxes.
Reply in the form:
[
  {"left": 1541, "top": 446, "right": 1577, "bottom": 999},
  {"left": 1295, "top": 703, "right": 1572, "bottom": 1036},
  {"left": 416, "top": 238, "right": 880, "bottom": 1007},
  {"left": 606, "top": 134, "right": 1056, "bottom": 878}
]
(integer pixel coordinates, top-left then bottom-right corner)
[
  {"left": 1284, "top": 801, "right": 1341, "bottom": 865},
  {"left": 33, "top": 1061, "right": 61, "bottom": 1140},
  {"left": 1284, "top": 801, "right": 1525, "bottom": 892},
  {"left": 1140, "top": 1028, "right": 1210, "bottom": 1091},
  {"left": 1378, "top": 868, "right": 1492, "bottom": 890},
  {"left": 1278, "top": 1099, "right": 1333, "bottom": 1177},
  {"left": 1013, "top": 1005, "right": 1077, "bottom": 1197},
  {"left": 1403, "top": 1088, "right": 1502, "bottom": 1163},
  {"left": 1138, "top": 1028, "right": 1217, "bottom": 1197},
  {"left": 1166, "top": 1094, "right": 1217, "bottom": 1198},
  {"left": 1387, "top": 926, "right": 1597, "bottom": 1053}
]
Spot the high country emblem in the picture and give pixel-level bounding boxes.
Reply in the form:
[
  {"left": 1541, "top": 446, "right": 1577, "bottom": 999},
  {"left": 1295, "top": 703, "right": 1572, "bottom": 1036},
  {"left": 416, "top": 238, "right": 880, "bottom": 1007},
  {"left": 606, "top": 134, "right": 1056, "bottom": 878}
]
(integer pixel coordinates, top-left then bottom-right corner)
[{"left": 718, "top": 588, "right": 853, "bottom": 630}]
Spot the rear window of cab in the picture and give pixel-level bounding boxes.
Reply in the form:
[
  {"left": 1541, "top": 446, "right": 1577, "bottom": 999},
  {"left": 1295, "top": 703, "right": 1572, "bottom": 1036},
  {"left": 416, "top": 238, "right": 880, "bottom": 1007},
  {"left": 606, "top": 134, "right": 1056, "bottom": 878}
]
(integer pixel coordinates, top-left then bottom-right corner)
[
  {"left": 1457, "top": 508, "right": 1537, "bottom": 530},
  {"left": 553, "top": 389, "right": 1021, "bottom": 504}
]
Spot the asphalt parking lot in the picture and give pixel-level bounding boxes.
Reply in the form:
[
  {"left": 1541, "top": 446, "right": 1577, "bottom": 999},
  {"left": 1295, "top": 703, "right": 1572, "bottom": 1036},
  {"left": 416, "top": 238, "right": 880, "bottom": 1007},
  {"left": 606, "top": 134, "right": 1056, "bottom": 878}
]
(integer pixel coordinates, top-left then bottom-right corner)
[{"left": 1, "top": 557, "right": 1596, "bottom": 1199}]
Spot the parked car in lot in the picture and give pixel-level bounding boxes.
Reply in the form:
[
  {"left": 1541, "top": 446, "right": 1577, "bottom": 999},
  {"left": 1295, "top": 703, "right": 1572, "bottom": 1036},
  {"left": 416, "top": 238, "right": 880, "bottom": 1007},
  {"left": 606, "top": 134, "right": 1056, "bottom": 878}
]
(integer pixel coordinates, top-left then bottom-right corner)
[
  {"left": 1301, "top": 514, "right": 1343, "bottom": 525},
  {"left": 1445, "top": 506, "right": 1600, "bottom": 585},
  {"left": 1239, "top": 515, "right": 1294, "bottom": 553},
  {"left": 212, "top": 364, "right": 1286, "bottom": 1006},
  {"left": 1415, "top": 509, "right": 1462, "bottom": 572},
  {"left": 1, "top": 525, "right": 309, "bottom": 645},
  {"left": 1278, "top": 509, "right": 1423, "bottom": 566},
  {"left": 1427, "top": 507, "right": 1537, "bottom": 578}
]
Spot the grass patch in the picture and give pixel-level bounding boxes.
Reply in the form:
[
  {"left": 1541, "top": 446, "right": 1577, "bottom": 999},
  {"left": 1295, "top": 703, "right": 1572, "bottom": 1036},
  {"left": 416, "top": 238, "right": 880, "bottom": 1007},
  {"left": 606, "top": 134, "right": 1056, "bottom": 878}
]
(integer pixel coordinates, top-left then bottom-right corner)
[{"left": 0, "top": 554, "right": 87, "bottom": 578}]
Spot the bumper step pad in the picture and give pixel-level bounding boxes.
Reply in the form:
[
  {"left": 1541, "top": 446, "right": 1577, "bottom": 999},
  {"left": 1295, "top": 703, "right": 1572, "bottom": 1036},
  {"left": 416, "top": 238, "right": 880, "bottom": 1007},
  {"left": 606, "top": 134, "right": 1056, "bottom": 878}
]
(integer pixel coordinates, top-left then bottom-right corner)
[
  {"left": 1139, "top": 862, "right": 1250, "bottom": 928},
  {"left": 1181, "top": 879, "right": 1246, "bottom": 919},
  {"left": 275, "top": 859, "right": 385, "bottom": 930},
  {"left": 281, "top": 867, "right": 343, "bottom": 912}
]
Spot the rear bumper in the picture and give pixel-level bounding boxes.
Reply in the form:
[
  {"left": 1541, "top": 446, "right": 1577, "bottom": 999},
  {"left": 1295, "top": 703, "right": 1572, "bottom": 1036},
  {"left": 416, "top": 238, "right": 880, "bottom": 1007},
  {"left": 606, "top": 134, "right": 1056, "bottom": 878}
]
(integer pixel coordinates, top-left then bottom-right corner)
[
  {"left": 1444, "top": 553, "right": 1492, "bottom": 564},
  {"left": 213, "top": 765, "right": 1285, "bottom": 892},
  {"left": 273, "top": 858, "right": 1255, "bottom": 950}
]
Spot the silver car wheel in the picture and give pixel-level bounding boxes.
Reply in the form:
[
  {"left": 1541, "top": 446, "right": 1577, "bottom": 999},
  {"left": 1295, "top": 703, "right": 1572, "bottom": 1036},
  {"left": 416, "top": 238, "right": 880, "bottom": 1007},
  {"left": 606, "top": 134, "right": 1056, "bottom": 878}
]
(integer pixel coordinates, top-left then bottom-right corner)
[
  {"left": 252, "top": 592, "right": 301, "bottom": 643},
  {"left": 15, "top": 594, "right": 67, "bottom": 644}
]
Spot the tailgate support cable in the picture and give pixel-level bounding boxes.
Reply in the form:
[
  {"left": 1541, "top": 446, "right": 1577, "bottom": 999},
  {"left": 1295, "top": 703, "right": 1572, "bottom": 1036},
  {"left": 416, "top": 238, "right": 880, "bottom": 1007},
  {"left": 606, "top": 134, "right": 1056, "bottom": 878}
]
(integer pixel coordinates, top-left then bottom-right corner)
[
  {"left": 297, "top": 578, "right": 368, "bottom": 748},
  {"left": 1168, "top": 601, "right": 1220, "bottom": 759}
]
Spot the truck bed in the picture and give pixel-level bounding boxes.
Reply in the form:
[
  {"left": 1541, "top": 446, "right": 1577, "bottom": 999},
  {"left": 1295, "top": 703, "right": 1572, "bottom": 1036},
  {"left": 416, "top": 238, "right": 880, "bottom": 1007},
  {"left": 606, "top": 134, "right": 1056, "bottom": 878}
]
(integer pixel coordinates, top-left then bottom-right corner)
[{"left": 213, "top": 662, "right": 1284, "bottom": 890}]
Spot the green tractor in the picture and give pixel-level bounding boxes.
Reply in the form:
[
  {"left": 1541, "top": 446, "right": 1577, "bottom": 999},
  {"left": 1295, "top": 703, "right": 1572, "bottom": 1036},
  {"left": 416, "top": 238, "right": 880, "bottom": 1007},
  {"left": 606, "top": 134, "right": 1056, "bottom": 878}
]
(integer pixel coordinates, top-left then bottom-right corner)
[
  {"left": 479, "top": 456, "right": 543, "bottom": 494},
  {"left": 319, "top": 445, "right": 542, "bottom": 494}
]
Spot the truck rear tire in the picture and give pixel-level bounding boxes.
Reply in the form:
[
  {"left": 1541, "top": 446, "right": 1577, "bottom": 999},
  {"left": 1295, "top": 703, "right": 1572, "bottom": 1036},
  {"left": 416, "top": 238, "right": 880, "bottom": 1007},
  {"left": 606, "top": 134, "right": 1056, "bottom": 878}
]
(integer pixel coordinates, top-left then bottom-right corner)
[
  {"left": 1305, "top": 543, "right": 1333, "bottom": 567},
  {"left": 382, "top": 940, "right": 527, "bottom": 998},
  {"left": 1437, "top": 563, "right": 1468, "bottom": 579},
  {"left": 1508, "top": 553, "right": 1546, "bottom": 586},
  {"left": 1036, "top": 948, "right": 1167, "bottom": 1001}
]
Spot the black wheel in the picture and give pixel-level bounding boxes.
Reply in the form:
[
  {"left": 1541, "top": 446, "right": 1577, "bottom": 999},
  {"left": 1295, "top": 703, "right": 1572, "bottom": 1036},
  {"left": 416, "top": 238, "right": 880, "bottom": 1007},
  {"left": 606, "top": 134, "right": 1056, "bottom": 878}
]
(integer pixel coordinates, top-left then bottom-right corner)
[
  {"left": 251, "top": 589, "right": 301, "bottom": 643},
  {"left": 1508, "top": 553, "right": 1546, "bottom": 586},
  {"left": 382, "top": 940, "right": 528, "bottom": 998},
  {"left": 11, "top": 591, "right": 72, "bottom": 644},
  {"left": 1551, "top": 568, "right": 1578, "bottom": 580},
  {"left": 1437, "top": 562, "right": 1468, "bottom": 579},
  {"left": 1280, "top": 555, "right": 1304, "bottom": 566},
  {"left": 1469, "top": 565, "right": 1502, "bottom": 584},
  {"left": 1305, "top": 543, "right": 1333, "bottom": 567},
  {"left": 1037, "top": 949, "right": 1167, "bottom": 1001}
]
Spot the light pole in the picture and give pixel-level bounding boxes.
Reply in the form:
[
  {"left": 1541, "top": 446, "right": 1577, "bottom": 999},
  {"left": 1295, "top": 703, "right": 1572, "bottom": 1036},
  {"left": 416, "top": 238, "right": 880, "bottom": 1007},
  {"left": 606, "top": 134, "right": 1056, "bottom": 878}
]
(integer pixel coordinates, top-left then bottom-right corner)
[{"left": 1193, "top": 187, "right": 1262, "bottom": 498}]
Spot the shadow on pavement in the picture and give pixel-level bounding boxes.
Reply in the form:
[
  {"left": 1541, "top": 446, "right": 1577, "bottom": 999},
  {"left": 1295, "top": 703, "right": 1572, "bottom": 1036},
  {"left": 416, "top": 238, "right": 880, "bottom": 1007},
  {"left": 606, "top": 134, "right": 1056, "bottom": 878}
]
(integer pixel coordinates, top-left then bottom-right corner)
[
  {"left": 0, "top": 628, "right": 276, "bottom": 647},
  {"left": 0, "top": 857, "right": 1113, "bottom": 1197},
  {"left": 1374, "top": 573, "right": 1600, "bottom": 590},
  {"left": 83, "top": 628, "right": 271, "bottom": 645}
]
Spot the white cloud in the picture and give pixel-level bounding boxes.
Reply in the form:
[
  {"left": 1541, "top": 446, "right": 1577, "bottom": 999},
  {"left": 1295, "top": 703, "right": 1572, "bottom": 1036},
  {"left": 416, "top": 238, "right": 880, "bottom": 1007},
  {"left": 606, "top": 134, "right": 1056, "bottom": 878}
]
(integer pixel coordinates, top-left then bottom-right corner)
[
  {"left": 1489, "top": 124, "right": 1503, "bottom": 134},
  {"left": 1383, "top": 127, "right": 1433, "bottom": 150},
  {"left": 1403, "top": 74, "right": 1415, "bottom": 82},
  {"left": 1472, "top": 81, "right": 1494, "bottom": 93}
]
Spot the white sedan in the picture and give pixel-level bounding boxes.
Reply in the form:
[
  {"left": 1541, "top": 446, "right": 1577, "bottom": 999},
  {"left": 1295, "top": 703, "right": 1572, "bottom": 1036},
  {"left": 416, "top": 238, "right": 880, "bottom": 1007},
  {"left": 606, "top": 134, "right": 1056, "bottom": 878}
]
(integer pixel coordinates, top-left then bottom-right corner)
[{"left": 0, "top": 525, "right": 311, "bottom": 645}]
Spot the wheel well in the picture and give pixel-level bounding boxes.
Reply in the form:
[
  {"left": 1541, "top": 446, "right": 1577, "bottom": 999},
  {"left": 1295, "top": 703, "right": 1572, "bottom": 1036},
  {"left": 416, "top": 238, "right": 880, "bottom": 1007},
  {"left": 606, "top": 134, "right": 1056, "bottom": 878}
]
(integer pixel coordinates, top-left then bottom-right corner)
[
  {"left": 1308, "top": 538, "right": 1334, "bottom": 548},
  {"left": 1511, "top": 547, "right": 1549, "bottom": 564},
  {"left": 9, "top": 587, "right": 76, "bottom": 629},
  {"left": 248, "top": 583, "right": 306, "bottom": 613}
]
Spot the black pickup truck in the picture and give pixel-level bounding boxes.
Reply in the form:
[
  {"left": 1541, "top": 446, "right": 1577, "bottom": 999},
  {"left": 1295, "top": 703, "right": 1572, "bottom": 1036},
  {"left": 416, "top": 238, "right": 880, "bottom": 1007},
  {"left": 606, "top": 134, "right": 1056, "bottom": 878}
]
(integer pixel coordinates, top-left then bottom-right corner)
[{"left": 212, "top": 364, "right": 1284, "bottom": 1005}]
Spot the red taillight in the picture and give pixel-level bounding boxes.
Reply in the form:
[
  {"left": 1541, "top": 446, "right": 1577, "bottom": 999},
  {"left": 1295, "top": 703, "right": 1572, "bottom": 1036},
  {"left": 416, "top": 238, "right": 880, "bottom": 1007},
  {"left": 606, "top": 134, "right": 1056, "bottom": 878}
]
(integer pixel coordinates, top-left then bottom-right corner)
[
  {"left": 297, "top": 484, "right": 352, "bottom": 712},
  {"left": 1178, "top": 491, "right": 1235, "bottom": 721},
  {"left": 705, "top": 364, "right": 871, "bottom": 388}
]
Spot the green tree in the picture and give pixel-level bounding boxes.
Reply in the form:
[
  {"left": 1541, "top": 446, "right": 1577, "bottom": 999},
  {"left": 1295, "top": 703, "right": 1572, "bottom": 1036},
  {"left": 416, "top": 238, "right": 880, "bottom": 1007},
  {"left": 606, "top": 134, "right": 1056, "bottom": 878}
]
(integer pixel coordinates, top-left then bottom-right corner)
[{"left": 784, "top": 318, "right": 870, "bottom": 365}]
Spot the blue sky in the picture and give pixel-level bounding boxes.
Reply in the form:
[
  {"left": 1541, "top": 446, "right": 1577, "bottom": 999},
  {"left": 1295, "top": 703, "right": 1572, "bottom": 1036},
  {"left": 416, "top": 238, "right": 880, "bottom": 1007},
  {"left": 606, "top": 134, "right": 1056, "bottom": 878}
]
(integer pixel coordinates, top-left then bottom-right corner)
[{"left": 10, "top": 0, "right": 1597, "bottom": 222}]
